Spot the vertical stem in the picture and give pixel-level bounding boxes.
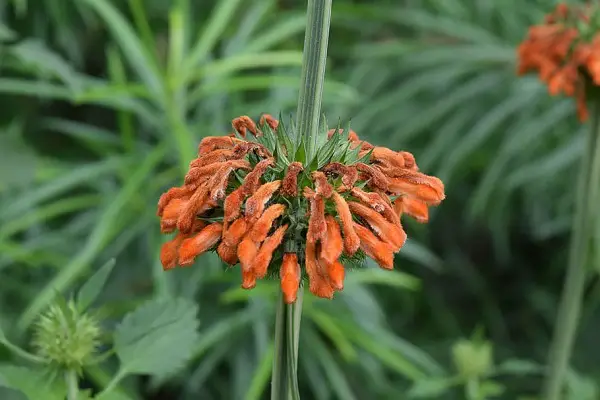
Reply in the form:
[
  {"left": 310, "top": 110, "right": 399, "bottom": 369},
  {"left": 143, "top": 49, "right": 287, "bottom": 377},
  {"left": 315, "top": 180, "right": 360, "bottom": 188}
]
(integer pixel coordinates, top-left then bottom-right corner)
[
  {"left": 271, "top": 289, "right": 304, "bottom": 400},
  {"left": 65, "top": 369, "right": 79, "bottom": 400},
  {"left": 294, "top": 0, "right": 333, "bottom": 158},
  {"left": 543, "top": 94, "right": 600, "bottom": 400},
  {"left": 272, "top": 0, "right": 331, "bottom": 398}
]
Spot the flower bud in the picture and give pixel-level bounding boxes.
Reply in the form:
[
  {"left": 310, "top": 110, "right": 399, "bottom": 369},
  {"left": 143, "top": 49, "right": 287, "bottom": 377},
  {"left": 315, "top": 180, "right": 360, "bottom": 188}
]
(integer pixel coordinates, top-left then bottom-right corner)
[
  {"left": 451, "top": 339, "right": 493, "bottom": 379},
  {"left": 32, "top": 299, "right": 102, "bottom": 371}
]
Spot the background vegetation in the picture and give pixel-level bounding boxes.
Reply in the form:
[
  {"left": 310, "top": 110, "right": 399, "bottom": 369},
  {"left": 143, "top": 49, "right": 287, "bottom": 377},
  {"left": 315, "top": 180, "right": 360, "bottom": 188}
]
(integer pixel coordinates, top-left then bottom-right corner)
[{"left": 0, "top": 0, "right": 598, "bottom": 398}]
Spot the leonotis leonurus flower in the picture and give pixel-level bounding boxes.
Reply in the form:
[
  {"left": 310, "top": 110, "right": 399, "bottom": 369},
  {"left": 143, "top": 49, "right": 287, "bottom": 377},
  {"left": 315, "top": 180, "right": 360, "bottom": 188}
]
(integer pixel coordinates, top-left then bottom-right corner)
[
  {"left": 157, "top": 115, "right": 445, "bottom": 303},
  {"left": 517, "top": 2, "right": 600, "bottom": 121}
]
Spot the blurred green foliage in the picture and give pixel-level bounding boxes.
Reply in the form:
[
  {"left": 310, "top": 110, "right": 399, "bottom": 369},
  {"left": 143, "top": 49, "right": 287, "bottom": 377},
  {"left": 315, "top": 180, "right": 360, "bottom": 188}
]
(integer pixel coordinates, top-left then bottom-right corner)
[{"left": 1, "top": 0, "right": 599, "bottom": 399}]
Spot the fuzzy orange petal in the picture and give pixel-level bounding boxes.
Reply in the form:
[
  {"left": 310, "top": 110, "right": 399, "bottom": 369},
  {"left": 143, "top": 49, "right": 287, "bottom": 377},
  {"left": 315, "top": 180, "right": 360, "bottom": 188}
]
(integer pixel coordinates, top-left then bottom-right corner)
[
  {"left": 304, "top": 187, "right": 327, "bottom": 244},
  {"left": 305, "top": 240, "right": 334, "bottom": 299},
  {"left": 197, "top": 136, "right": 242, "bottom": 156},
  {"left": 387, "top": 171, "right": 445, "bottom": 205},
  {"left": 189, "top": 149, "right": 235, "bottom": 169},
  {"left": 249, "top": 204, "right": 286, "bottom": 243},
  {"left": 223, "top": 218, "right": 248, "bottom": 247},
  {"left": 324, "top": 259, "right": 345, "bottom": 291},
  {"left": 217, "top": 241, "right": 238, "bottom": 265},
  {"left": 348, "top": 201, "right": 407, "bottom": 251},
  {"left": 320, "top": 216, "right": 343, "bottom": 266},
  {"left": 160, "top": 233, "right": 186, "bottom": 270},
  {"left": 331, "top": 191, "right": 360, "bottom": 255},
  {"left": 245, "top": 180, "right": 282, "bottom": 223},
  {"left": 252, "top": 224, "right": 288, "bottom": 278},
  {"left": 160, "top": 197, "right": 189, "bottom": 233},
  {"left": 178, "top": 223, "right": 223, "bottom": 266},
  {"left": 224, "top": 187, "right": 245, "bottom": 222},
  {"left": 280, "top": 253, "right": 301, "bottom": 304},
  {"left": 157, "top": 186, "right": 194, "bottom": 216},
  {"left": 177, "top": 185, "right": 210, "bottom": 234},
  {"left": 353, "top": 223, "right": 395, "bottom": 269},
  {"left": 238, "top": 237, "right": 259, "bottom": 288},
  {"left": 400, "top": 197, "right": 429, "bottom": 223},
  {"left": 350, "top": 187, "right": 400, "bottom": 226}
]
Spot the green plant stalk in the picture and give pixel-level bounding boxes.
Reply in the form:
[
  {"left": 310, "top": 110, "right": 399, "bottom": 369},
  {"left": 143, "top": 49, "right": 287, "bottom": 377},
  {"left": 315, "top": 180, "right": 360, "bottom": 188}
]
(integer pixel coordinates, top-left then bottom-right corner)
[
  {"left": 543, "top": 91, "right": 600, "bottom": 400},
  {"left": 66, "top": 370, "right": 79, "bottom": 400},
  {"left": 271, "top": 289, "right": 304, "bottom": 400},
  {"left": 270, "top": 0, "right": 332, "bottom": 398},
  {"left": 294, "top": 0, "right": 332, "bottom": 160}
]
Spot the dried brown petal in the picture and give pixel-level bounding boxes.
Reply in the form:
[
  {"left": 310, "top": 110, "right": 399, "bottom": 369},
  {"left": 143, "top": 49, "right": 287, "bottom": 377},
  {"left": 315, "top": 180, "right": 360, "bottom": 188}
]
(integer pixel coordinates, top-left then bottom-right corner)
[
  {"left": 311, "top": 171, "right": 333, "bottom": 198},
  {"left": 321, "top": 162, "right": 359, "bottom": 188},
  {"left": 198, "top": 136, "right": 242, "bottom": 155},
  {"left": 356, "top": 163, "right": 389, "bottom": 191},
  {"left": 260, "top": 114, "right": 279, "bottom": 130},
  {"left": 281, "top": 162, "right": 304, "bottom": 197},
  {"left": 232, "top": 116, "right": 259, "bottom": 137}
]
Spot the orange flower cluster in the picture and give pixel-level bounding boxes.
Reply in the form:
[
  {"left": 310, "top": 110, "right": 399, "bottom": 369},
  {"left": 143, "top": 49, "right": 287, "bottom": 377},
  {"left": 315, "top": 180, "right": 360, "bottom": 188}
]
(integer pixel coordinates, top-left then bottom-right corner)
[
  {"left": 157, "top": 115, "right": 445, "bottom": 303},
  {"left": 517, "top": 2, "right": 600, "bottom": 121}
]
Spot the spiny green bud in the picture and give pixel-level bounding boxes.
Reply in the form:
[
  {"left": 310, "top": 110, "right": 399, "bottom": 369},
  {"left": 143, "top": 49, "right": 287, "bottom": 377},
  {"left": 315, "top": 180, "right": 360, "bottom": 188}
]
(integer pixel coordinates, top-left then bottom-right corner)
[
  {"left": 31, "top": 299, "right": 101, "bottom": 371},
  {"left": 451, "top": 338, "right": 493, "bottom": 379}
]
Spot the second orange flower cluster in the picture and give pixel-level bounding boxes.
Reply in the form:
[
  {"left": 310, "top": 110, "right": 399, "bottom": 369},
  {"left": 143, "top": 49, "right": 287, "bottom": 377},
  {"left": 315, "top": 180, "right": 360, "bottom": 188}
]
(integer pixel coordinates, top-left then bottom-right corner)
[
  {"left": 157, "top": 115, "right": 445, "bottom": 303},
  {"left": 517, "top": 2, "right": 600, "bottom": 121}
]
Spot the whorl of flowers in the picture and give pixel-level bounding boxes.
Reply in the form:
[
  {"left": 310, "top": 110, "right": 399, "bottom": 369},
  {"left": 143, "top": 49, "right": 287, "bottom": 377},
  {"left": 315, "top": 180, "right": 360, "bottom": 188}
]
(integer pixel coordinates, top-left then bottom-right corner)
[
  {"left": 157, "top": 114, "right": 445, "bottom": 303},
  {"left": 517, "top": 2, "right": 600, "bottom": 121}
]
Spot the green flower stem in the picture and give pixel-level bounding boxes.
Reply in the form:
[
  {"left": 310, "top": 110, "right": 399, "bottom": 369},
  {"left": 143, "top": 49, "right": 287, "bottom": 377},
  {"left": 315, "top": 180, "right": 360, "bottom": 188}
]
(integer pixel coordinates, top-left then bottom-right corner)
[
  {"left": 270, "top": 0, "right": 332, "bottom": 398},
  {"left": 65, "top": 370, "right": 79, "bottom": 400},
  {"left": 0, "top": 337, "right": 47, "bottom": 364},
  {"left": 543, "top": 92, "right": 600, "bottom": 400},
  {"left": 294, "top": 0, "right": 332, "bottom": 159},
  {"left": 271, "top": 290, "right": 304, "bottom": 400}
]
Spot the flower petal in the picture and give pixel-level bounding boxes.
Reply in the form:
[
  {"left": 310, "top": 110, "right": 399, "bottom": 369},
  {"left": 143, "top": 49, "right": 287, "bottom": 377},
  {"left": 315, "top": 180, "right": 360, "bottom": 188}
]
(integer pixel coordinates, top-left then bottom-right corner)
[
  {"left": 353, "top": 223, "right": 395, "bottom": 269},
  {"left": 245, "top": 180, "right": 281, "bottom": 223},
  {"left": 249, "top": 203, "right": 286, "bottom": 243},
  {"left": 281, "top": 253, "right": 301, "bottom": 304},
  {"left": 252, "top": 224, "right": 288, "bottom": 278},
  {"left": 331, "top": 191, "right": 360, "bottom": 255},
  {"left": 320, "top": 215, "right": 343, "bottom": 266},
  {"left": 281, "top": 162, "right": 304, "bottom": 197},
  {"left": 348, "top": 201, "right": 407, "bottom": 251},
  {"left": 178, "top": 223, "right": 223, "bottom": 265}
]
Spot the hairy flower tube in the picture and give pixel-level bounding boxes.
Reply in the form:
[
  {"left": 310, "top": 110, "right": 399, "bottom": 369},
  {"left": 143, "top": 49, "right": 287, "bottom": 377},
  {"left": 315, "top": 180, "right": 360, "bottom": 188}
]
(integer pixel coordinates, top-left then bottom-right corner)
[
  {"left": 517, "top": 2, "right": 600, "bottom": 121},
  {"left": 157, "top": 115, "right": 445, "bottom": 303}
]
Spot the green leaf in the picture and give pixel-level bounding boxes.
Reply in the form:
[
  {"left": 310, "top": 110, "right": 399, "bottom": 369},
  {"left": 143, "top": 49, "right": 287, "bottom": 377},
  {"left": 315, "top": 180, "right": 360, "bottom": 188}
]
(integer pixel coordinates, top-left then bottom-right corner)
[
  {"left": 114, "top": 297, "right": 200, "bottom": 377},
  {"left": 10, "top": 39, "right": 83, "bottom": 92},
  {"left": 408, "top": 377, "right": 456, "bottom": 398},
  {"left": 80, "top": 0, "right": 163, "bottom": 98},
  {"left": 479, "top": 380, "right": 505, "bottom": 397},
  {"left": 495, "top": 359, "right": 543, "bottom": 376},
  {"left": 76, "top": 258, "right": 116, "bottom": 312},
  {"left": 0, "top": 365, "right": 66, "bottom": 400}
]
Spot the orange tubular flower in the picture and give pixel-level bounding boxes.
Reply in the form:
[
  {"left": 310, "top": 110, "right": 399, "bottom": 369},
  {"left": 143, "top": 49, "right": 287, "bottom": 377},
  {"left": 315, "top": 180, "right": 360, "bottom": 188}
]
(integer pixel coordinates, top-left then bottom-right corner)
[
  {"left": 517, "top": 2, "right": 600, "bottom": 121},
  {"left": 157, "top": 114, "right": 445, "bottom": 302}
]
